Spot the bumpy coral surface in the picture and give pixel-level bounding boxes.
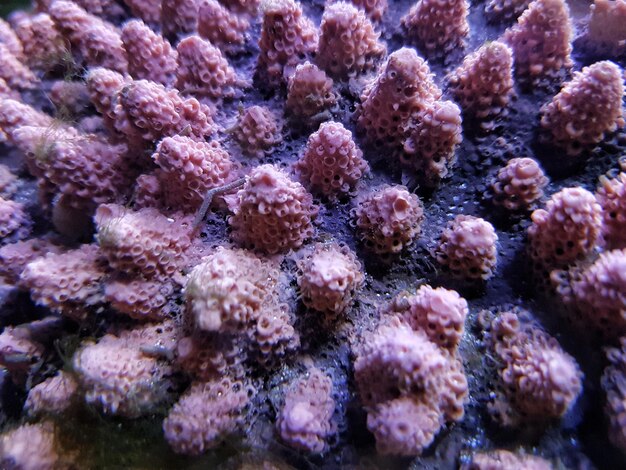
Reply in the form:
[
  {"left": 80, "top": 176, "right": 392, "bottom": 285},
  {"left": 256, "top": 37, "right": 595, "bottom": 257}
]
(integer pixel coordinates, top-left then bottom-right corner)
[
  {"left": 581, "top": 0, "right": 626, "bottom": 58},
  {"left": 105, "top": 278, "right": 173, "bottom": 321},
  {"left": 123, "top": 0, "right": 162, "bottom": 25},
  {"left": 490, "top": 157, "right": 549, "bottom": 211},
  {"left": 285, "top": 61, "right": 336, "bottom": 123},
  {"left": 597, "top": 172, "right": 626, "bottom": 249},
  {"left": 277, "top": 368, "right": 335, "bottom": 453},
  {"left": 0, "top": 197, "right": 29, "bottom": 240},
  {"left": 0, "top": 238, "right": 62, "bottom": 283},
  {"left": 316, "top": 2, "right": 385, "bottom": 79},
  {"left": 161, "top": 0, "right": 200, "bottom": 38},
  {"left": 294, "top": 121, "right": 369, "bottom": 199},
  {"left": 0, "top": 43, "right": 38, "bottom": 90},
  {"left": 352, "top": 185, "right": 424, "bottom": 254},
  {"left": 25, "top": 371, "right": 79, "bottom": 416},
  {"left": 0, "top": 326, "right": 45, "bottom": 385},
  {"left": 401, "top": 0, "right": 470, "bottom": 55},
  {"left": 602, "top": 338, "right": 626, "bottom": 453},
  {"left": 540, "top": 61, "right": 625, "bottom": 156},
  {"left": 462, "top": 450, "right": 552, "bottom": 470},
  {"left": 228, "top": 164, "right": 318, "bottom": 254},
  {"left": 350, "top": 0, "right": 387, "bottom": 21},
  {"left": 233, "top": 105, "right": 282, "bottom": 158},
  {"left": 12, "top": 12, "right": 67, "bottom": 70},
  {"left": 0, "top": 422, "right": 60, "bottom": 470},
  {"left": 198, "top": 0, "right": 250, "bottom": 52}
]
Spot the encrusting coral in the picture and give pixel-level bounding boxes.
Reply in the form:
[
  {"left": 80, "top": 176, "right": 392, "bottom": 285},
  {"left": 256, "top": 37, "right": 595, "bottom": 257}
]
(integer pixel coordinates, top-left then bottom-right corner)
[
  {"left": 122, "top": 0, "right": 162, "bottom": 25},
  {"left": 597, "top": 172, "right": 626, "bottom": 249},
  {"left": 489, "top": 157, "right": 549, "bottom": 211},
  {"left": 540, "top": 60, "right": 625, "bottom": 156},
  {"left": 105, "top": 278, "right": 174, "bottom": 322}
]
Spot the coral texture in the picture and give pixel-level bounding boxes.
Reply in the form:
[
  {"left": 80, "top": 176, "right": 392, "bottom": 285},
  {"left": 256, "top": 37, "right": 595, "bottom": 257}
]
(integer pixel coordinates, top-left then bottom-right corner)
[
  {"left": 462, "top": 450, "right": 552, "bottom": 470},
  {"left": 123, "top": 0, "right": 162, "bottom": 25},
  {"left": 228, "top": 164, "right": 318, "bottom": 254},
  {"left": 0, "top": 164, "right": 17, "bottom": 197},
  {"left": 12, "top": 13, "right": 67, "bottom": 70},
  {"left": 233, "top": 105, "right": 282, "bottom": 158},
  {"left": 105, "top": 278, "right": 174, "bottom": 321},
  {"left": 285, "top": 61, "right": 336, "bottom": 122},
  {"left": 25, "top": 371, "right": 79, "bottom": 416},
  {"left": 294, "top": 121, "right": 369, "bottom": 200},
  {"left": 198, "top": 0, "right": 250, "bottom": 52},
  {"left": 540, "top": 60, "right": 625, "bottom": 156},
  {"left": 0, "top": 18, "right": 23, "bottom": 58},
  {"left": 0, "top": 239, "right": 62, "bottom": 283},
  {"left": 597, "top": 172, "right": 626, "bottom": 249},
  {"left": 484, "top": 0, "right": 531, "bottom": 22},
  {"left": 0, "top": 326, "right": 45, "bottom": 385},
  {"left": 350, "top": 0, "right": 387, "bottom": 21},
  {"left": 352, "top": 185, "right": 424, "bottom": 254},
  {"left": 161, "top": 0, "right": 200, "bottom": 38},
  {"left": 580, "top": 0, "right": 626, "bottom": 58},
  {"left": 0, "top": 423, "right": 59, "bottom": 470},
  {"left": 0, "top": 197, "right": 29, "bottom": 240},
  {"left": 490, "top": 157, "right": 548, "bottom": 211},
  {"left": 602, "top": 338, "right": 626, "bottom": 452},
  {"left": 0, "top": 43, "right": 38, "bottom": 90}
]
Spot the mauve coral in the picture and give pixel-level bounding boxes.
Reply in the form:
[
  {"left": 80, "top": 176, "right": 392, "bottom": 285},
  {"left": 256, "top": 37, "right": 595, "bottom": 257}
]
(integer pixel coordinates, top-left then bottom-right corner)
[
  {"left": 484, "top": 0, "right": 532, "bottom": 23},
  {"left": 105, "top": 278, "right": 174, "bottom": 321},
  {"left": 0, "top": 422, "right": 60, "bottom": 470},
  {"left": 580, "top": 0, "right": 626, "bottom": 59},
  {"left": 462, "top": 450, "right": 552, "bottom": 470},
  {"left": 285, "top": 61, "right": 336, "bottom": 123},
  {"left": 597, "top": 172, "right": 626, "bottom": 249},
  {"left": 0, "top": 44, "right": 38, "bottom": 90},
  {"left": 0, "top": 99, "right": 54, "bottom": 144},
  {"left": 161, "top": 0, "right": 199, "bottom": 39},
  {"left": 350, "top": 0, "right": 387, "bottom": 21},
  {"left": 24, "top": 371, "right": 78, "bottom": 416},
  {"left": 198, "top": 0, "right": 250, "bottom": 52},
  {"left": 602, "top": 338, "right": 626, "bottom": 453},
  {"left": 0, "top": 197, "right": 29, "bottom": 241},
  {"left": 0, "top": 238, "right": 62, "bottom": 283},
  {"left": 0, "top": 18, "right": 24, "bottom": 58},
  {"left": 0, "top": 326, "right": 45, "bottom": 385},
  {"left": 123, "top": 0, "right": 162, "bottom": 25},
  {"left": 12, "top": 13, "right": 67, "bottom": 70},
  {"left": 490, "top": 157, "right": 549, "bottom": 211},
  {"left": 233, "top": 105, "right": 282, "bottom": 158}
]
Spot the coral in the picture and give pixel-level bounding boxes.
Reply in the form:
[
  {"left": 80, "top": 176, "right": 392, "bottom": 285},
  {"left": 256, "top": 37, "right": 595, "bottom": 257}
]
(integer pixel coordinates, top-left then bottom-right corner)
[
  {"left": 434, "top": 215, "right": 499, "bottom": 281},
  {"left": 132, "top": 173, "right": 163, "bottom": 209},
  {"left": 580, "top": 0, "right": 626, "bottom": 59},
  {"left": 401, "top": 0, "right": 469, "bottom": 55},
  {"left": 73, "top": 333, "right": 173, "bottom": 417},
  {"left": 121, "top": 19, "right": 177, "bottom": 87},
  {"left": 198, "top": 0, "right": 250, "bottom": 52},
  {"left": 489, "top": 157, "right": 549, "bottom": 211},
  {"left": 248, "top": 303, "right": 300, "bottom": 366},
  {"left": 597, "top": 172, "right": 626, "bottom": 249},
  {"left": 184, "top": 247, "right": 280, "bottom": 333},
  {"left": 502, "top": 0, "right": 573, "bottom": 82},
  {"left": 49, "top": 80, "right": 91, "bottom": 116},
  {"left": 0, "top": 422, "right": 59, "bottom": 470},
  {"left": 0, "top": 164, "right": 18, "bottom": 197},
  {"left": 0, "top": 239, "right": 63, "bottom": 283},
  {"left": 105, "top": 278, "right": 174, "bottom": 321},
  {"left": 448, "top": 41, "right": 514, "bottom": 129},
  {"left": 602, "top": 338, "right": 626, "bottom": 452},
  {"left": 175, "top": 334, "right": 248, "bottom": 381},
  {"left": 226, "top": 0, "right": 261, "bottom": 16},
  {"left": 49, "top": 0, "right": 127, "bottom": 73},
  {"left": 401, "top": 100, "right": 463, "bottom": 187},
  {"left": 123, "top": 0, "right": 162, "bottom": 25},
  {"left": 540, "top": 61, "right": 625, "bottom": 156},
  {"left": 163, "top": 377, "right": 251, "bottom": 455},
  {"left": 0, "top": 43, "right": 38, "bottom": 90},
  {"left": 161, "top": 0, "right": 200, "bottom": 39},
  {"left": 19, "top": 244, "right": 107, "bottom": 320},
  {"left": 357, "top": 47, "right": 441, "bottom": 148},
  {"left": 0, "top": 99, "right": 53, "bottom": 144},
  {"left": 256, "top": 0, "right": 318, "bottom": 86},
  {"left": 24, "top": 371, "right": 79, "bottom": 416},
  {"left": 95, "top": 204, "right": 194, "bottom": 281},
  {"left": 153, "top": 135, "right": 237, "bottom": 212},
  {"left": 176, "top": 35, "right": 240, "bottom": 99},
  {"left": 484, "top": 0, "right": 532, "bottom": 23},
  {"left": 350, "top": 0, "right": 387, "bottom": 21},
  {"left": 296, "top": 242, "right": 364, "bottom": 318},
  {"left": 85, "top": 67, "right": 128, "bottom": 132},
  {"left": 0, "top": 78, "right": 18, "bottom": 99},
  {"left": 0, "top": 326, "right": 45, "bottom": 384},
  {"left": 352, "top": 185, "right": 424, "bottom": 254},
  {"left": 0, "top": 197, "right": 29, "bottom": 240},
  {"left": 528, "top": 187, "right": 602, "bottom": 272},
  {"left": 285, "top": 61, "right": 336, "bottom": 122},
  {"left": 277, "top": 368, "right": 335, "bottom": 453},
  {"left": 232, "top": 105, "right": 282, "bottom": 158},
  {"left": 385, "top": 285, "right": 469, "bottom": 351},
  {"left": 73, "top": 0, "right": 124, "bottom": 19},
  {"left": 462, "top": 450, "right": 552, "bottom": 470},
  {"left": 316, "top": 2, "right": 385, "bottom": 79},
  {"left": 12, "top": 13, "right": 67, "bottom": 71},
  {"left": 0, "top": 18, "right": 23, "bottom": 58},
  {"left": 486, "top": 311, "right": 583, "bottom": 425},
  {"left": 228, "top": 164, "right": 318, "bottom": 254},
  {"left": 294, "top": 121, "right": 369, "bottom": 200}
]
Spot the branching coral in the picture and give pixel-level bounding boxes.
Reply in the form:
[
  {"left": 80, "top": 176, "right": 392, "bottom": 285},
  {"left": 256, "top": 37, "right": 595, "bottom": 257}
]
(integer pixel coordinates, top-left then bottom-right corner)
[
  {"left": 489, "top": 157, "right": 549, "bottom": 211},
  {"left": 0, "top": 44, "right": 37, "bottom": 90},
  {"left": 12, "top": 13, "right": 67, "bottom": 71},
  {"left": 161, "top": 0, "right": 200, "bottom": 38},
  {"left": 123, "top": 0, "right": 162, "bottom": 25}
]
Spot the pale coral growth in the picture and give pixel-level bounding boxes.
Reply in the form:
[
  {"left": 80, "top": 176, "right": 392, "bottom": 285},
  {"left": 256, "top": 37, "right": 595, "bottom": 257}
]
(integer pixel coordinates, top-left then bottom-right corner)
[
  {"left": 176, "top": 35, "right": 240, "bottom": 99},
  {"left": 484, "top": 0, "right": 531, "bottom": 23},
  {"left": 540, "top": 61, "right": 625, "bottom": 156},
  {"left": 24, "top": 371, "right": 78, "bottom": 416},
  {"left": 486, "top": 311, "right": 583, "bottom": 425},
  {"left": 85, "top": 67, "right": 128, "bottom": 132},
  {"left": 176, "top": 334, "right": 248, "bottom": 381},
  {"left": 0, "top": 422, "right": 60, "bottom": 470},
  {"left": 0, "top": 18, "right": 24, "bottom": 58},
  {"left": 0, "top": 78, "right": 18, "bottom": 99},
  {"left": 316, "top": 2, "right": 386, "bottom": 79},
  {"left": 0, "top": 326, "right": 44, "bottom": 385},
  {"left": 233, "top": 105, "right": 282, "bottom": 158},
  {"left": 227, "top": 0, "right": 261, "bottom": 16},
  {"left": 401, "top": 100, "right": 463, "bottom": 187},
  {"left": 122, "top": 0, "right": 162, "bottom": 25},
  {"left": 198, "top": 0, "right": 250, "bottom": 52},
  {"left": 256, "top": 0, "right": 318, "bottom": 86},
  {"left": 580, "top": 0, "right": 626, "bottom": 59},
  {"left": 105, "top": 278, "right": 174, "bottom": 321},
  {"left": 248, "top": 303, "right": 300, "bottom": 366},
  {"left": 12, "top": 13, "right": 67, "bottom": 71},
  {"left": 121, "top": 19, "right": 178, "bottom": 87},
  {"left": 185, "top": 247, "right": 280, "bottom": 333},
  {"left": 73, "top": 0, "right": 125, "bottom": 19},
  {"left": 110, "top": 319, "right": 181, "bottom": 352},
  {"left": 277, "top": 368, "right": 335, "bottom": 453},
  {"left": 386, "top": 285, "right": 468, "bottom": 351},
  {"left": 357, "top": 47, "right": 441, "bottom": 148},
  {"left": 49, "top": 80, "right": 90, "bottom": 116},
  {"left": 49, "top": 0, "right": 128, "bottom": 73},
  {"left": 553, "top": 249, "right": 626, "bottom": 337},
  {"left": 434, "top": 215, "right": 498, "bottom": 281},
  {"left": 462, "top": 450, "right": 552, "bottom": 470},
  {"left": 0, "top": 164, "right": 18, "bottom": 197},
  {"left": 228, "top": 164, "right": 318, "bottom": 254},
  {"left": 113, "top": 79, "right": 214, "bottom": 145},
  {"left": 163, "top": 377, "right": 251, "bottom": 455},
  {"left": 528, "top": 187, "right": 602, "bottom": 272},
  {"left": 602, "top": 337, "right": 626, "bottom": 452},
  {"left": 502, "top": 0, "right": 573, "bottom": 82},
  {"left": 296, "top": 242, "right": 364, "bottom": 318},
  {"left": 295, "top": 121, "right": 368, "bottom": 200},
  {"left": 20, "top": 244, "right": 107, "bottom": 320},
  {"left": 448, "top": 41, "right": 514, "bottom": 129},
  {"left": 490, "top": 157, "right": 549, "bottom": 211},
  {"left": 153, "top": 135, "right": 237, "bottom": 212},
  {"left": 285, "top": 61, "right": 336, "bottom": 122},
  {"left": 401, "top": 0, "right": 469, "bottom": 55},
  {"left": 161, "top": 0, "right": 200, "bottom": 39},
  {"left": 350, "top": 0, "right": 388, "bottom": 21},
  {"left": 0, "top": 239, "right": 62, "bottom": 283},
  {"left": 354, "top": 320, "right": 468, "bottom": 455},
  {"left": 0, "top": 99, "right": 53, "bottom": 144},
  {"left": 0, "top": 197, "right": 30, "bottom": 240},
  {"left": 352, "top": 185, "right": 424, "bottom": 254},
  {"left": 95, "top": 203, "right": 194, "bottom": 281},
  {"left": 73, "top": 333, "right": 174, "bottom": 417},
  {"left": 0, "top": 44, "right": 38, "bottom": 90},
  {"left": 597, "top": 172, "right": 626, "bottom": 249}
]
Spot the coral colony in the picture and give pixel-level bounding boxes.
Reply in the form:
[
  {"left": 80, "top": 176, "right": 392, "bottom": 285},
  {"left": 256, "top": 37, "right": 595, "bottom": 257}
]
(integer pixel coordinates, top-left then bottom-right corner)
[{"left": 1, "top": 0, "right": 626, "bottom": 468}]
